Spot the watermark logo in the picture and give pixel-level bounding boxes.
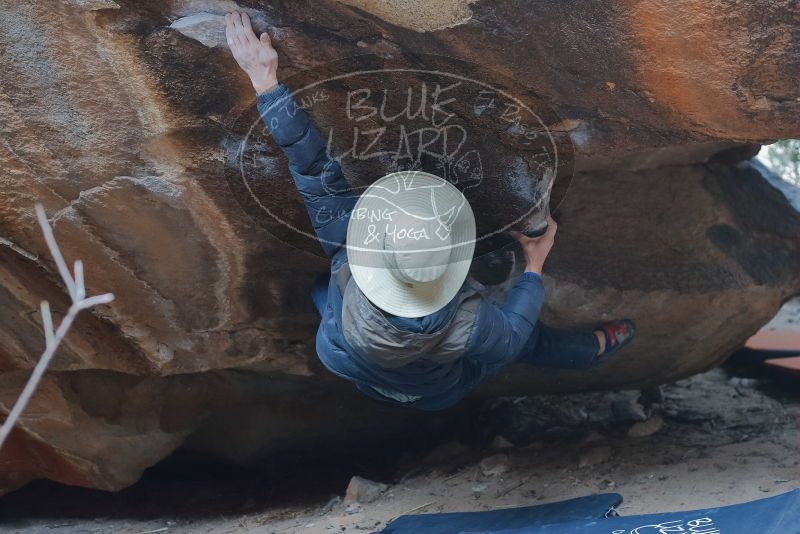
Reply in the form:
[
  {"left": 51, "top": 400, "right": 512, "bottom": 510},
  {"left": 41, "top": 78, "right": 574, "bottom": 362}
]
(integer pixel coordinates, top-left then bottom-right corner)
[{"left": 225, "top": 54, "right": 574, "bottom": 259}]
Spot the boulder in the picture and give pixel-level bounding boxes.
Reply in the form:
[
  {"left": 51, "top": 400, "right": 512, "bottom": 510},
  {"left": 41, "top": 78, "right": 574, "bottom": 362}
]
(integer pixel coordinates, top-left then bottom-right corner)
[
  {"left": 344, "top": 476, "right": 388, "bottom": 504},
  {"left": 479, "top": 453, "right": 512, "bottom": 477},
  {"left": 0, "top": 0, "right": 798, "bottom": 494}
]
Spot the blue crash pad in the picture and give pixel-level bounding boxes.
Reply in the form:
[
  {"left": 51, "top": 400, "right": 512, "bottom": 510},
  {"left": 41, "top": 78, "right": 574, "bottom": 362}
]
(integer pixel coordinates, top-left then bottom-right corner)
[
  {"left": 380, "top": 493, "right": 623, "bottom": 534},
  {"left": 468, "top": 489, "right": 800, "bottom": 534}
]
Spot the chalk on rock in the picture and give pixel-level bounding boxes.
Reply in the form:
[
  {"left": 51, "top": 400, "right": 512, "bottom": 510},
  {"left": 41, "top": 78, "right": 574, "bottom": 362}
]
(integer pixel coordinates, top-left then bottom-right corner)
[
  {"left": 628, "top": 415, "right": 665, "bottom": 438},
  {"left": 170, "top": 13, "right": 227, "bottom": 48},
  {"left": 343, "top": 476, "right": 388, "bottom": 504},
  {"left": 170, "top": 11, "right": 270, "bottom": 48},
  {"left": 62, "top": 0, "right": 120, "bottom": 9}
]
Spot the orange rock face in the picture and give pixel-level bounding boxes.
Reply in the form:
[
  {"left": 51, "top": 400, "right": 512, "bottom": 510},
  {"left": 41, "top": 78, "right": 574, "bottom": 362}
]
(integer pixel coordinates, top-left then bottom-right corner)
[{"left": 0, "top": 0, "right": 799, "bottom": 494}]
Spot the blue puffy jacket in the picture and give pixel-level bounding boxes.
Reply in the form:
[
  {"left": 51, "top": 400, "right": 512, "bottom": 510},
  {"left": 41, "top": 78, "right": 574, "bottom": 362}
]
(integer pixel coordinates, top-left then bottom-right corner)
[{"left": 258, "top": 84, "right": 546, "bottom": 410}]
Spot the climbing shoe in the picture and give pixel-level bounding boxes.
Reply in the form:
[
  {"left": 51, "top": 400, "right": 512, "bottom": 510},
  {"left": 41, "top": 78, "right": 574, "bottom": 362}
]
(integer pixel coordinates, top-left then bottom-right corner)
[{"left": 595, "top": 319, "right": 636, "bottom": 363}]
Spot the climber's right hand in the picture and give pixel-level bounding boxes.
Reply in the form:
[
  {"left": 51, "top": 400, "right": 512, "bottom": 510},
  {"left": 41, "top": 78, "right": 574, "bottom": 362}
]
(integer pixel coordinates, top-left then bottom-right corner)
[{"left": 225, "top": 11, "right": 279, "bottom": 94}]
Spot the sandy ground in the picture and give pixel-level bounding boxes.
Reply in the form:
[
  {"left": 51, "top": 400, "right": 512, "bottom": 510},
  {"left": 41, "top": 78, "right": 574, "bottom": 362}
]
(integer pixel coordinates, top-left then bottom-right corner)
[
  {"left": 234, "top": 371, "right": 800, "bottom": 534},
  {"left": 3, "top": 303, "right": 800, "bottom": 534},
  {"left": 764, "top": 297, "right": 800, "bottom": 331}
]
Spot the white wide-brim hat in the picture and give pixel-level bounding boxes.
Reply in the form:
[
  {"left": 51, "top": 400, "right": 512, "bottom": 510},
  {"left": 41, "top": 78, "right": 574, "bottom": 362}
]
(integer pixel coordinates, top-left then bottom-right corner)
[{"left": 347, "top": 171, "right": 476, "bottom": 318}]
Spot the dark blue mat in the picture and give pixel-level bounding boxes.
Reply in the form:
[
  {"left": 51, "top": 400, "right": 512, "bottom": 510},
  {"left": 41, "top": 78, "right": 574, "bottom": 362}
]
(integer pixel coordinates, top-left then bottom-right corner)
[
  {"left": 380, "top": 493, "right": 623, "bottom": 534},
  {"left": 468, "top": 489, "right": 800, "bottom": 534}
]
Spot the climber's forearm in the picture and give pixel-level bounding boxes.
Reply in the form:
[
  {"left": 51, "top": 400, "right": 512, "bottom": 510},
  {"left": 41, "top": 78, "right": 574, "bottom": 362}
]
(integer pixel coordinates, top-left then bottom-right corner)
[
  {"left": 501, "top": 272, "right": 545, "bottom": 327},
  {"left": 256, "top": 84, "right": 312, "bottom": 151},
  {"left": 257, "top": 84, "right": 353, "bottom": 196},
  {"left": 257, "top": 85, "right": 355, "bottom": 256},
  {"left": 226, "top": 9, "right": 339, "bottom": 184},
  {"left": 510, "top": 216, "right": 557, "bottom": 275},
  {"left": 226, "top": 11, "right": 354, "bottom": 254},
  {"left": 467, "top": 274, "right": 544, "bottom": 366}
]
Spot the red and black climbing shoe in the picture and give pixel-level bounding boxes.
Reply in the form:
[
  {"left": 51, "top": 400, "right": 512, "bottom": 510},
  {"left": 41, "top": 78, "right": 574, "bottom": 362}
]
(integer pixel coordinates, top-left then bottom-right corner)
[{"left": 595, "top": 319, "right": 636, "bottom": 363}]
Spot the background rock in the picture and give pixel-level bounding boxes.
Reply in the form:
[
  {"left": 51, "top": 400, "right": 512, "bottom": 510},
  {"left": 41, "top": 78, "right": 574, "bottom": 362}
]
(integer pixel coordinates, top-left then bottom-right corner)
[
  {"left": 628, "top": 415, "right": 665, "bottom": 439},
  {"left": 0, "top": 0, "right": 798, "bottom": 494},
  {"left": 344, "top": 476, "right": 388, "bottom": 504}
]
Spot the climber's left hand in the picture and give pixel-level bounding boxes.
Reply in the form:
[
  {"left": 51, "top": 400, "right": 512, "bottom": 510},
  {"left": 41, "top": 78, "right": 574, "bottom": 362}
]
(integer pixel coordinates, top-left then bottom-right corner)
[{"left": 225, "top": 11, "right": 279, "bottom": 94}]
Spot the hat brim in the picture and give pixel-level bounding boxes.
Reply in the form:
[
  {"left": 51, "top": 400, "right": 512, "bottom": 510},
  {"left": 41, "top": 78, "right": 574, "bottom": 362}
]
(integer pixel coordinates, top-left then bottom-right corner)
[{"left": 347, "top": 172, "right": 476, "bottom": 318}]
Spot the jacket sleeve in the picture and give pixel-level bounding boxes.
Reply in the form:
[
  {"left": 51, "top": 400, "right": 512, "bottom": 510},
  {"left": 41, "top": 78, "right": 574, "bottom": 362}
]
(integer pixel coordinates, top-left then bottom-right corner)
[
  {"left": 467, "top": 272, "right": 545, "bottom": 368},
  {"left": 257, "top": 84, "right": 356, "bottom": 258}
]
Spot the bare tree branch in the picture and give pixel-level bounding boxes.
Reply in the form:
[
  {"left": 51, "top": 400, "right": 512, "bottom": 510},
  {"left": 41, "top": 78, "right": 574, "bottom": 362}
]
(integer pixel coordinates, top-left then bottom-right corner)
[{"left": 0, "top": 204, "right": 115, "bottom": 450}]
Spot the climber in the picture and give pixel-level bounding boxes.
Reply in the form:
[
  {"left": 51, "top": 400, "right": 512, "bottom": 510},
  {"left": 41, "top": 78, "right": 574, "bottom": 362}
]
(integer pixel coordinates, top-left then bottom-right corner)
[{"left": 224, "top": 11, "right": 636, "bottom": 410}]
